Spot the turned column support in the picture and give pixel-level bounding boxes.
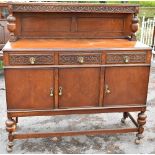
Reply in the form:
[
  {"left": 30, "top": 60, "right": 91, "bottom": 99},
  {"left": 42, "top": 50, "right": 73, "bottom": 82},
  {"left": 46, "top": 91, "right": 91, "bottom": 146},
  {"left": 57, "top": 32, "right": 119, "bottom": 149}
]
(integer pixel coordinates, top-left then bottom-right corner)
[
  {"left": 135, "top": 111, "right": 147, "bottom": 144},
  {"left": 130, "top": 13, "right": 139, "bottom": 41},
  {"left": 7, "top": 4, "right": 17, "bottom": 42},
  {"left": 5, "top": 118, "right": 16, "bottom": 152}
]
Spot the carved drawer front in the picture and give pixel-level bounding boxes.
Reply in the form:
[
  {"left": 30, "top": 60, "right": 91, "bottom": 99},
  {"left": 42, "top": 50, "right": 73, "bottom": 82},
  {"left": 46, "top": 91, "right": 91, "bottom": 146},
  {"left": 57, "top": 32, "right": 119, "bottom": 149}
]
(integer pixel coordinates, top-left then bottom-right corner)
[
  {"left": 9, "top": 54, "right": 54, "bottom": 65},
  {"left": 59, "top": 53, "right": 102, "bottom": 65},
  {"left": 106, "top": 52, "right": 146, "bottom": 64}
]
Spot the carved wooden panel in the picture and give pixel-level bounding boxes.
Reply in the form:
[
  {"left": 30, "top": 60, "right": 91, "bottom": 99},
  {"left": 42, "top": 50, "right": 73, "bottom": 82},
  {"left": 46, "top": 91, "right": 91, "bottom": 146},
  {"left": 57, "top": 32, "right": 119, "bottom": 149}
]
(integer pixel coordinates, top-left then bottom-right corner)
[
  {"left": 12, "top": 4, "right": 138, "bottom": 13},
  {"left": 106, "top": 52, "right": 146, "bottom": 64},
  {"left": 8, "top": 3, "right": 139, "bottom": 40},
  {"left": 9, "top": 54, "right": 54, "bottom": 65},
  {"left": 77, "top": 17, "right": 124, "bottom": 32},
  {"left": 59, "top": 53, "right": 101, "bottom": 65},
  {"left": 18, "top": 13, "right": 128, "bottom": 39}
]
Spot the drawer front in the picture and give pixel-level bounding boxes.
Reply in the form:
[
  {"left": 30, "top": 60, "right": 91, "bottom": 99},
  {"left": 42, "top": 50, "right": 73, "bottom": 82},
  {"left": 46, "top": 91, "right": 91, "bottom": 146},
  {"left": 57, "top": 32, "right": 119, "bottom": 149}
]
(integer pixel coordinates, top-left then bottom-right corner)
[
  {"left": 106, "top": 52, "right": 146, "bottom": 64},
  {"left": 9, "top": 54, "right": 54, "bottom": 65},
  {"left": 59, "top": 53, "right": 102, "bottom": 65}
]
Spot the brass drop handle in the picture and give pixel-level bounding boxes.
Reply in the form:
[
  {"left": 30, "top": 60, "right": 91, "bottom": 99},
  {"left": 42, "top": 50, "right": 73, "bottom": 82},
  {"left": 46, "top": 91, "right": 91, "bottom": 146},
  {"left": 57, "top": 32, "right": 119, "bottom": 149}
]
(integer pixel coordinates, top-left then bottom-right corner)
[
  {"left": 50, "top": 88, "right": 54, "bottom": 97},
  {"left": 59, "top": 87, "right": 63, "bottom": 96},
  {"left": 124, "top": 56, "right": 129, "bottom": 63},
  {"left": 77, "top": 56, "right": 84, "bottom": 64},
  {"left": 29, "top": 57, "right": 36, "bottom": 64},
  {"left": 105, "top": 84, "right": 111, "bottom": 94}
]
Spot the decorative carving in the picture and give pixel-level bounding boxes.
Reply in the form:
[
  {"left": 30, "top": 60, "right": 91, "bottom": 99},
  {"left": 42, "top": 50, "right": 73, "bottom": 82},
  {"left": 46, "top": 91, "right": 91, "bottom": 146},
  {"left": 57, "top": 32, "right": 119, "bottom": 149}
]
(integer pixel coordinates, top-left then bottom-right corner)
[
  {"left": 131, "top": 13, "right": 139, "bottom": 41},
  {"left": 135, "top": 111, "right": 147, "bottom": 144},
  {"left": 9, "top": 54, "right": 54, "bottom": 65},
  {"left": 59, "top": 54, "right": 101, "bottom": 65},
  {"left": 12, "top": 4, "right": 138, "bottom": 13},
  {"left": 7, "top": 5, "right": 17, "bottom": 42},
  {"left": 106, "top": 52, "right": 146, "bottom": 64}
]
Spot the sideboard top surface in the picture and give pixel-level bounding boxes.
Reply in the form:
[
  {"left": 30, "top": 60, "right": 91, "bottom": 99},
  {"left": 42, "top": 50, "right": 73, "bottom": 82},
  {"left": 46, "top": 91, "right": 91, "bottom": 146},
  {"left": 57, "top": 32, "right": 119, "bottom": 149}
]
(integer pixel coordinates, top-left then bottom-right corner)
[{"left": 3, "top": 39, "right": 150, "bottom": 51}]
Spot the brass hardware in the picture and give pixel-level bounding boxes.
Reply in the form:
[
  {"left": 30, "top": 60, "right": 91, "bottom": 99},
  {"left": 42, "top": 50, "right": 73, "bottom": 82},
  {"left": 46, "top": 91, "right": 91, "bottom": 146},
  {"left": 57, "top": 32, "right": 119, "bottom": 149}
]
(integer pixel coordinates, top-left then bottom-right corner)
[
  {"left": 29, "top": 57, "right": 36, "bottom": 64},
  {"left": 59, "top": 87, "right": 63, "bottom": 96},
  {"left": 124, "top": 56, "right": 129, "bottom": 63},
  {"left": 105, "top": 84, "right": 111, "bottom": 94},
  {"left": 50, "top": 88, "right": 54, "bottom": 97},
  {"left": 77, "top": 56, "right": 84, "bottom": 64}
]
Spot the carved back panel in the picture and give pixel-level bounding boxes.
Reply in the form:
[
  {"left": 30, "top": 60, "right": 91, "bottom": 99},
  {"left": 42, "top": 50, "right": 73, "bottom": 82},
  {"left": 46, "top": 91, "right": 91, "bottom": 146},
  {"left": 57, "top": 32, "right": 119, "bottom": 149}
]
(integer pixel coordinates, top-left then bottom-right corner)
[
  {"left": 14, "top": 12, "right": 132, "bottom": 39},
  {"left": 7, "top": 3, "right": 139, "bottom": 41}
]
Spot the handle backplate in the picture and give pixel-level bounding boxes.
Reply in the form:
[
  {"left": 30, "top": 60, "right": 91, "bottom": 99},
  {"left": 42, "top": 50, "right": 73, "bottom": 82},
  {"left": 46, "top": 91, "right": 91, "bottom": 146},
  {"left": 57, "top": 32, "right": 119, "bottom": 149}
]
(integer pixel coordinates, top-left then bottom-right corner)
[
  {"left": 29, "top": 57, "right": 36, "bottom": 64},
  {"left": 77, "top": 56, "right": 84, "bottom": 64},
  {"left": 105, "top": 84, "right": 111, "bottom": 94},
  {"left": 50, "top": 88, "right": 54, "bottom": 97},
  {"left": 59, "top": 87, "right": 63, "bottom": 96}
]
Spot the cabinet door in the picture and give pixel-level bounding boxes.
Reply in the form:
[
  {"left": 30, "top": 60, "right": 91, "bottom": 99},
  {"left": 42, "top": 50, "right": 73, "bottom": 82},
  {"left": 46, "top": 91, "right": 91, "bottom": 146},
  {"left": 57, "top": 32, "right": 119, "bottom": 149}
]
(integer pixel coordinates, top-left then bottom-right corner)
[
  {"left": 5, "top": 69, "right": 54, "bottom": 110},
  {"left": 58, "top": 68, "right": 100, "bottom": 108},
  {"left": 104, "top": 67, "right": 150, "bottom": 106}
]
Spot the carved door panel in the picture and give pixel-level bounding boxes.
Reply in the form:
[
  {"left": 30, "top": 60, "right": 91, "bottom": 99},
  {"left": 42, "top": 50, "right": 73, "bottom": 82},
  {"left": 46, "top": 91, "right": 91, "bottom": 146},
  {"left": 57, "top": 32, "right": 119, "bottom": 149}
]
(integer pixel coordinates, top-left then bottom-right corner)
[
  {"left": 103, "top": 67, "right": 150, "bottom": 106},
  {"left": 5, "top": 69, "right": 54, "bottom": 110},
  {"left": 58, "top": 68, "right": 100, "bottom": 108}
]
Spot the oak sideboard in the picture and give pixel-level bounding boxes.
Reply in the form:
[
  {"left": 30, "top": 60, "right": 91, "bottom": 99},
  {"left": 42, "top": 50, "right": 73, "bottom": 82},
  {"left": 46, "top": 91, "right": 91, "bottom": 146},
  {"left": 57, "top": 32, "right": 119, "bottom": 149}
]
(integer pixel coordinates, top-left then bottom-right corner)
[{"left": 2, "top": 2, "right": 153, "bottom": 152}]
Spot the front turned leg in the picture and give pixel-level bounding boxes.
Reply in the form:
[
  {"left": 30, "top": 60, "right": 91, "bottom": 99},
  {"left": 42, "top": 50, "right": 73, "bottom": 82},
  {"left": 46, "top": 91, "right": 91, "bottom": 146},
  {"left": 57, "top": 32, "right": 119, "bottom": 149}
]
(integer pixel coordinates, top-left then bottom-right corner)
[
  {"left": 5, "top": 118, "right": 16, "bottom": 152},
  {"left": 121, "top": 112, "right": 129, "bottom": 123},
  {"left": 135, "top": 111, "right": 147, "bottom": 144}
]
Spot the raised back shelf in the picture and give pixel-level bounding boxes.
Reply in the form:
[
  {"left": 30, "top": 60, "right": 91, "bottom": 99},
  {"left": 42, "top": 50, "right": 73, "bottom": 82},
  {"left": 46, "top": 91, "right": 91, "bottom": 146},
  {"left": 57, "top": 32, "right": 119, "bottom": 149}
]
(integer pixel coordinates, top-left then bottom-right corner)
[{"left": 6, "top": 3, "right": 139, "bottom": 41}]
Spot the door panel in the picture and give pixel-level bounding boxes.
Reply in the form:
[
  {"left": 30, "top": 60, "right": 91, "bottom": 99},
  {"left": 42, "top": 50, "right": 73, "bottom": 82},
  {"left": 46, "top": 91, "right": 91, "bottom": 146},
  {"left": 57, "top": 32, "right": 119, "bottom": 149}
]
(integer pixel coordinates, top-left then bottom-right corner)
[
  {"left": 5, "top": 69, "right": 54, "bottom": 110},
  {"left": 58, "top": 68, "right": 100, "bottom": 108},
  {"left": 104, "top": 67, "right": 150, "bottom": 106}
]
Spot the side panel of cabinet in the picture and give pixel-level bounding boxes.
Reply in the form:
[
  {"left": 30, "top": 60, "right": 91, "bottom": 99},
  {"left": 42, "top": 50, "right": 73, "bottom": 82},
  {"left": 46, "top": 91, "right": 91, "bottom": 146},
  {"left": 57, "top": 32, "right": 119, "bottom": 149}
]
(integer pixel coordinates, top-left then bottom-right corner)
[
  {"left": 103, "top": 67, "right": 150, "bottom": 106},
  {"left": 58, "top": 68, "right": 101, "bottom": 108},
  {"left": 5, "top": 69, "right": 54, "bottom": 110}
]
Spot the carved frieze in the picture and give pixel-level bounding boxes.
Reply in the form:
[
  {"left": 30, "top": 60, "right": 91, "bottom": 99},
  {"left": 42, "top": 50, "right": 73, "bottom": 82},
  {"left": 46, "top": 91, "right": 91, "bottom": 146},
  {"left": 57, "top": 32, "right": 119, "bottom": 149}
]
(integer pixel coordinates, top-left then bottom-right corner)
[
  {"left": 106, "top": 52, "right": 146, "bottom": 64},
  {"left": 9, "top": 54, "right": 54, "bottom": 65},
  {"left": 59, "top": 54, "right": 101, "bottom": 65},
  {"left": 12, "top": 4, "right": 138, "bottom": 13}
]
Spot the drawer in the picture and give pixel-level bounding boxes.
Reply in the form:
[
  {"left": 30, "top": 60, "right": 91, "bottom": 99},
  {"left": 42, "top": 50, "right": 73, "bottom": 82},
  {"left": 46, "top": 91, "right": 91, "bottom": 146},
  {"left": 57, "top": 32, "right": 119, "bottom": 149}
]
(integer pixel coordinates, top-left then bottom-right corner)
[
  {"left": 106, "top": 52, "right": 146, "bottom": 64},
  {"left": 9, "top": 54, "right": 54, "bottom": 65},
  {"left": 59, "top": 53, "right": 102, "bottom": 65}
]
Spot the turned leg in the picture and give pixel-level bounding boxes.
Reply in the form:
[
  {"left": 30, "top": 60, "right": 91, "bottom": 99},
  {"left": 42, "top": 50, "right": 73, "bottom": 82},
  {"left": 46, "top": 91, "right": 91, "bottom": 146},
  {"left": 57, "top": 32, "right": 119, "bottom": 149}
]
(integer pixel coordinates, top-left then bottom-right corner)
[
  {"left": 135, "top": 111, "right": 147, "bottom": 144},
  {"left": 5, "top": 118, "right": 16, "bottom": 152},
  {"left": 121, "top": 112, "right": 129, "bottom": 123},
  {"left": 15, "top": 117, "right": 18, "bottom": 124}
]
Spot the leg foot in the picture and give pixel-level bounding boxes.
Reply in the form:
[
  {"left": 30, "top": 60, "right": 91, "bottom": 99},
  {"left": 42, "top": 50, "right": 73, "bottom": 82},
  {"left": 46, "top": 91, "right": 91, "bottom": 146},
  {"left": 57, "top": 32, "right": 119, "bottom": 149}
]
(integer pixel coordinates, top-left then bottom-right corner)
[
  {"left": 135, "top": 138, "right": 141, "bottom": 144},
  {"left": 121, "top": 118, "right": 125, "bottom": 124},
  {"left": 51, "top": 137, "right": 61, "bottom": 142},
  {"left": 121, "top": 112, "right": 128, "bottom": 124},
  {"left": 7, "top": 142, "right": 13, "bottom": 152},
  {"left": 7, "top": 146, "right": 13, "bottom": 153},
  {"left": 135, "top": 111, "right": 147, "bottom": 144}
]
